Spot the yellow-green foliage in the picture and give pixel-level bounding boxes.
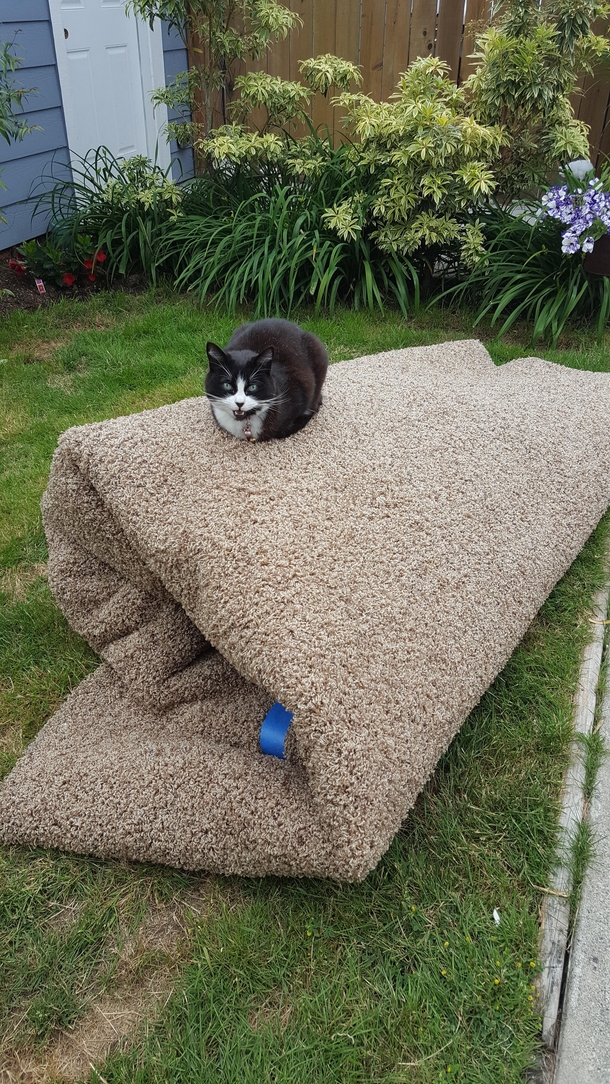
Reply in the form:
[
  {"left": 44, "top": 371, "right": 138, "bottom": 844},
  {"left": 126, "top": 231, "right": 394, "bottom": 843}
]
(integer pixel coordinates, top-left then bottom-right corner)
[
  {"left": 218, "top": 57, "right": 362, "bottom": 132},
  {"left": 331, "top": 57, "right": 503, "bottom": 265},
  {"left": 466, "top": 0, "right": 610, "bottom": 196},
  {"left": 127, "top": 0, "right": 301, "bottom": 137},
  {"left": 202, "top": 57, "right": 502, "bottom": 268}
]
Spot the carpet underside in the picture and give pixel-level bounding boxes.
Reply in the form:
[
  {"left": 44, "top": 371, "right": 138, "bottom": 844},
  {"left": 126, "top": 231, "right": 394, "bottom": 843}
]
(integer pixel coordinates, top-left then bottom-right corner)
[{"left": 1, "top": 340, "right": 609, "bottom": 880}]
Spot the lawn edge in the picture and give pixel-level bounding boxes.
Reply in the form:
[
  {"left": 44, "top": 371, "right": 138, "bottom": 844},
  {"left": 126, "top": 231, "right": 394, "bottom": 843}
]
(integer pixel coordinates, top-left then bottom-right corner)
[{"left": 537, "top": 544, "right": 610, "bottom": 1059}]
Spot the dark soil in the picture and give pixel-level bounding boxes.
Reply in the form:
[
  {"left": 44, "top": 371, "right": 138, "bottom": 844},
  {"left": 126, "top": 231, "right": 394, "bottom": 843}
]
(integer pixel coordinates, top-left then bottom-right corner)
[{"left": 0, "top": 245, "right": 147, "bottom": 319}]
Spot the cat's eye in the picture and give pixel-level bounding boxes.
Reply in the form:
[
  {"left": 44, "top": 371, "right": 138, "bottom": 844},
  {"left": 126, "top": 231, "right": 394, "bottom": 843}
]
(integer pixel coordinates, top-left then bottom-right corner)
[
  {"left": 246, "top": 383, "right": 257, "bottom": 393},
  {"left": 222, "top": 381, "right": 233, "bottom": 391}
]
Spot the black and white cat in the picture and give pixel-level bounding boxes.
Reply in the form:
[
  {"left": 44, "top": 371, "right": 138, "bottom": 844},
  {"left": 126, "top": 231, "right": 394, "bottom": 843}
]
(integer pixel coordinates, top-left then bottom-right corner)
[{"left": 205, "top": 318, "right": 328, "bottom": 442}]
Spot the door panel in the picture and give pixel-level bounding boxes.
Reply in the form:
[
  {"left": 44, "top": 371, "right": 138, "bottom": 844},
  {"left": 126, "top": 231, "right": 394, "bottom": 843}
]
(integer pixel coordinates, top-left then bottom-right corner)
[{"left": 52, "top": 0, "right": 149, "bottom": 161}]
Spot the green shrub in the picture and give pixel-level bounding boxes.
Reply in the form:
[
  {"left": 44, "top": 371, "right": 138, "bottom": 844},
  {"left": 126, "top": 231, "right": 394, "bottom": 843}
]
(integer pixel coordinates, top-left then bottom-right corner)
[
  {"left": 200, "top": 57, "right": 502, "bottom": 273},
  {"left": 439, "top": 201, "right": 610, "bottom": 344},
  {"left": 127, "top": 0, "right": 301, "bottom": 141},
  {"left": 37, "top": 148, "right": 182, "bottom": 282},
  {"left": 466, "top": 0, "right": 609, "bottom": 198},
  {"left": 164, "top": 138, "right": 419, "bottom": 316},
  {"left": 156, "top": 56, "right": 501, "bottom": 314}
]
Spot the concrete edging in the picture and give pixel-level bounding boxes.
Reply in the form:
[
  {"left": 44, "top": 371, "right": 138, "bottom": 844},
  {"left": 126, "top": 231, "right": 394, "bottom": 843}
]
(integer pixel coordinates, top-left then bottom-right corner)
[{"left": 537, "top": 568, "right": 610, "bottom": 1056}]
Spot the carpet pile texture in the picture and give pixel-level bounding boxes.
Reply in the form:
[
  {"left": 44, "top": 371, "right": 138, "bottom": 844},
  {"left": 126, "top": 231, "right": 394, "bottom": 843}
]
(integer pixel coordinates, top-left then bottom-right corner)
[{"left": 1, "top": 340, "right": 609, "bottom": 880}]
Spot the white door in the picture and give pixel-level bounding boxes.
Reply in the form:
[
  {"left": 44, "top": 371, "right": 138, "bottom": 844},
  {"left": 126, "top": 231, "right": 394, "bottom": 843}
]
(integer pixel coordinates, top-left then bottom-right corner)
[{"left": 49, "top": 0, "right": 170, "bottom": 169}]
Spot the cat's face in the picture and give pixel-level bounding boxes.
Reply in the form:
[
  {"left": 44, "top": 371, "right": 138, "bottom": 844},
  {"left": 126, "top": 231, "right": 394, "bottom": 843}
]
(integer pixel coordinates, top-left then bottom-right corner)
[{"left": 205, "top": 343, "right": 274, "bottom": 439}]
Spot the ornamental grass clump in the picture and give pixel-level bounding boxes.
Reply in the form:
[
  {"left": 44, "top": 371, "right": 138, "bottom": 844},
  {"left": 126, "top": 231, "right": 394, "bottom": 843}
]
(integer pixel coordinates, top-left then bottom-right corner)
[
  {"left": 37, "top": 148, "right": 182, "bottom": 283},
  {"left": 163, "top": 142, "right": 419, "bottom": 317},
  {"left": 441, "top": 200, "right": 610, "bottom": 344}
]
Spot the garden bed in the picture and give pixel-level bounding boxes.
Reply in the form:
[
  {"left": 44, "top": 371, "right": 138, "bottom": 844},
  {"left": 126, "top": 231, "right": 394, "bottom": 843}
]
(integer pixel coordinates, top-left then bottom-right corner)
[{"left": 0, "top": 246, "right": 147, "bottom": 319}]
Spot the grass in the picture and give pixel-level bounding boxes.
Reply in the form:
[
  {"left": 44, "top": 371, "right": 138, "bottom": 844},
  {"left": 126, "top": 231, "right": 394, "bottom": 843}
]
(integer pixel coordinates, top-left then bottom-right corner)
[{"left": 1, "top": 288, "right": 610, "bottom": 1082}]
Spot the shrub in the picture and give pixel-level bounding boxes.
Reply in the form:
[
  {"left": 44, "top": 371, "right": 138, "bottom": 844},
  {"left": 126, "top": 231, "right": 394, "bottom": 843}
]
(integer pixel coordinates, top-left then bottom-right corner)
[
  {"left": 330, "top": 57, "right": 502, "bottom": 269},
  {"left": 126, "top": 0, "right": 301, "bottom": 142},
  {"left": 164, "top": 138, "right": 419, "bottom": 316},
  {"left": 160, "top": 56, "right": 502, "bottom": 314},
  {"left": 200, "top": 57, "right": 501, "bottom": 271},
  {"left": 466, "top": 0, "right": 609, "bottom": 199},
  {"left": 37, "top": 148, "right": 182, "bottom": 282}
]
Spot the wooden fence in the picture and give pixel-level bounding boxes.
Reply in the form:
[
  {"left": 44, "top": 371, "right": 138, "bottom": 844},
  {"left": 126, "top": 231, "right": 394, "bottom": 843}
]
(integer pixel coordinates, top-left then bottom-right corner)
[{"left": 190, "top": 0, "right": 610, "bottom": 165}]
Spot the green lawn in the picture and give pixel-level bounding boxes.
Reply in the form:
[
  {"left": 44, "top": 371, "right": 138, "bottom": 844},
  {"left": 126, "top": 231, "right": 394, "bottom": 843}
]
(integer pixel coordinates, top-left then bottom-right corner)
[{"left": 1, "top": 290, "right": 609, "bottom": 1083}]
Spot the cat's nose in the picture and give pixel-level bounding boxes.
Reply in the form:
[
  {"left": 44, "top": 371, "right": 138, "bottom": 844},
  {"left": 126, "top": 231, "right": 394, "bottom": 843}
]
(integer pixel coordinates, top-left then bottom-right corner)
[{"left": 235, "top": 398, "right": 245, "bottom": 407}]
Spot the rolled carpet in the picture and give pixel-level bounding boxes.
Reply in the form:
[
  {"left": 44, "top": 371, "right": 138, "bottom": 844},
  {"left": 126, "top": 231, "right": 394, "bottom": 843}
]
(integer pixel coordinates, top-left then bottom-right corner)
[{"left": 1, "top": 340, "right": 609, "bottom": 881}]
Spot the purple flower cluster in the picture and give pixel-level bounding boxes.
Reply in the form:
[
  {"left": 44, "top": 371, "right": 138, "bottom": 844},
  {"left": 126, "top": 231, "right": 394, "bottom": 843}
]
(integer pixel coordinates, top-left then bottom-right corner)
[{"left": 541, "top": 180, "right": 610, "bottom": 255}]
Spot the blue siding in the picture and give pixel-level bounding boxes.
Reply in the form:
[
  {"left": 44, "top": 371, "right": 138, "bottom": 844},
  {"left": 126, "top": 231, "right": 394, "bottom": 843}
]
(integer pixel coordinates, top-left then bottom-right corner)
[
  {"left": 161, "top": 21, "right": 194, "bottom": 181},
  {"left": 0, "top": 4, "right": 193, "bottom": 250},
  {"left": 0, "top": 1, "right": 69, "bottom": 249}
]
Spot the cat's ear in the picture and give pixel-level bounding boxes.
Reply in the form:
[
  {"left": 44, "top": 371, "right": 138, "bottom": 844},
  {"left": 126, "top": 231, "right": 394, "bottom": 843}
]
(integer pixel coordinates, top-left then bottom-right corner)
[
  {"left": 206, "top": 342, "right": 228, "bottom": 368},
  {"left": 254, "top": 347, "right": 274, "bottom": 370}
]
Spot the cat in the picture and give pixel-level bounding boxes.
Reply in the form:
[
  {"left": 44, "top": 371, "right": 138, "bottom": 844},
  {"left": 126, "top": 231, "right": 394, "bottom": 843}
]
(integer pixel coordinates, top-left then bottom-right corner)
[{"left": 205, "top": 318, "right": 328, "bottom": 442}]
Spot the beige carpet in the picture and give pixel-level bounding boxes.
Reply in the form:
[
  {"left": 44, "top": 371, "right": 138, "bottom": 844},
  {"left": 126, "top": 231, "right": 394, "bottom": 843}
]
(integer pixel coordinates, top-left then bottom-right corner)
[{"left": 1, "top": 340, "right": 609, "bottom": 881}]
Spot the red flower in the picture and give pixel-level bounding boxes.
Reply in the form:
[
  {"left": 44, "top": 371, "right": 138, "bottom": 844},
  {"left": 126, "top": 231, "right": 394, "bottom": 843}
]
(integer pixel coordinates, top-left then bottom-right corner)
[
  {"left": 8, "top": 258, "right": 25, "bottom": 276},
  {"left": 83, "top": 257, "right": 93, "bottom": 270},
  {"left": 62, "top": 272, "right": 76, "bottom": 286},
  {"left": 87, "top": 272, "right": 96, "bottom": 281},
  {"left": 95, "top": 249, "right": 107, "bottom": 263}
]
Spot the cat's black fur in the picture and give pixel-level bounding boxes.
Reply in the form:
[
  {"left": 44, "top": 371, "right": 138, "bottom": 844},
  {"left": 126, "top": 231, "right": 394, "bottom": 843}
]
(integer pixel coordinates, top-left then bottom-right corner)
[{"left": 205, "top": 318, "right": 328, "bottom": 442}]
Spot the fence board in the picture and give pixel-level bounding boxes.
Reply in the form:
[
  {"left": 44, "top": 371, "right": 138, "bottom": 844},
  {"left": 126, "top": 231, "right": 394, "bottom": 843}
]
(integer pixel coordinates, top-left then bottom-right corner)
[
  {"left": 288, "top": 0, "right": 314, "bottom": 123},
  {"left": 312, "top": 0, "right": 337, "bottom": 133},
  {"left": 335, "top": 0, "right": 361, "bottom": 73},
  {"left": 577, "top": 70, "right": 610, "bottom": 157},
  {"left": 408, "top": 0, "right": 437, "bottom": 64},
  {"left": 435, "top": 0, "right": 465, "bottom": 79},
  {"left": 360, "top": 0, "right": 386, "bottom": 103},
  {"left": 459, "top": 0, "right": 491, "bottom": 83},
  {"left": 381, "top": 0, "right": 410, "bottom": 99}
]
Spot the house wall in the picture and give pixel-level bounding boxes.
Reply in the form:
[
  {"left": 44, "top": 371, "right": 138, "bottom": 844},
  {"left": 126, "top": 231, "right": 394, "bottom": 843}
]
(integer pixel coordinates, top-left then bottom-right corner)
[
  {"left": 161, "top": 21, "right": 194, "bottom": 182},
  {"left": 0, "top": 3, "right": 194, "bottom": 252},
  {"left": 0, "top": 0, "right": 70, "bottom": 251}
]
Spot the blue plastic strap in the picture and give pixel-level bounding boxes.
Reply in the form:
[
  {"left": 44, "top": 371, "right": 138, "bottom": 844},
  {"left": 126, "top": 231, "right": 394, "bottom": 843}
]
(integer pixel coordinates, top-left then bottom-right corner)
[{"left": 259, "top": 702, "right": 293, "bottom": 759}]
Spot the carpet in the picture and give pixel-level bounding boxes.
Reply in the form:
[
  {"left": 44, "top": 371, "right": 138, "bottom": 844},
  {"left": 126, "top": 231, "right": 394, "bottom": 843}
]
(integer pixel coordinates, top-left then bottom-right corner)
[{"left": 1, "top": 340, "right": 609, "bottom": 880}]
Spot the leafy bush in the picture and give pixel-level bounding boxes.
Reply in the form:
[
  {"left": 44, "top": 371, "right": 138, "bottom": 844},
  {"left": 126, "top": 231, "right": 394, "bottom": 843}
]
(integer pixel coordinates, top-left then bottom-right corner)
[
  {"left": 330, "top": 57, "right": 502, "bottom": 268},
  {"left": 440, "top": 201, "right": 610, "bottom": 343},
  {"left": 37, "top": 148, "right": 182, "bottom": 282},
  {"left": 466, "top": 0, "right": 609, "bottom": 198},
  {"left": 127, "top": 0, "right": 300, "bottom": 141},
  {"left": 164, "top": 164, "right": 418, "bottom": 317},
  {"left": 156, "top": 56, "right": 501, "bottom": 314}
]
